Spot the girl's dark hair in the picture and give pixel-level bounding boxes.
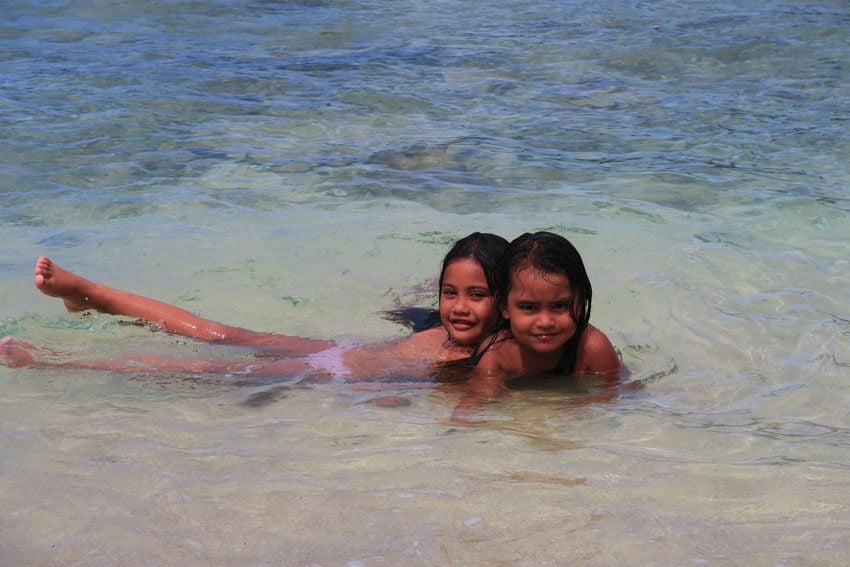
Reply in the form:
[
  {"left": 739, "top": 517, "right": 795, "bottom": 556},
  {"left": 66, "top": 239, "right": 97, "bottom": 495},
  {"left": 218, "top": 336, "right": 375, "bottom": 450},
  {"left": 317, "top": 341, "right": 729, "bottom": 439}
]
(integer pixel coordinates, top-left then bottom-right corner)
[
  {"left": 381, "top": 306, "right": 442, "bottom": 333},
  {"left": 383, "top": 232, "right": 509, "bottom": 332},
  {"left": 472, "top": 231, "right": 592, "bottom": 374},
  {"left": 438, "top": 232, "right": 508, "bottom": 298}
]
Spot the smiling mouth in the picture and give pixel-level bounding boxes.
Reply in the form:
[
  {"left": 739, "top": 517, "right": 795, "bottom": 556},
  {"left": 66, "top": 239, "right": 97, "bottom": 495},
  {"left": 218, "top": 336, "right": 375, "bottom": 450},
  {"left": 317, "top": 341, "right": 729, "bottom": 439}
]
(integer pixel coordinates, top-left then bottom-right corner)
[
  {"left": 451, "top": 320, "right": 476, "bottom": 329},
  {"left": 534, "top": 333, "right": 558, "bottom": 341}
]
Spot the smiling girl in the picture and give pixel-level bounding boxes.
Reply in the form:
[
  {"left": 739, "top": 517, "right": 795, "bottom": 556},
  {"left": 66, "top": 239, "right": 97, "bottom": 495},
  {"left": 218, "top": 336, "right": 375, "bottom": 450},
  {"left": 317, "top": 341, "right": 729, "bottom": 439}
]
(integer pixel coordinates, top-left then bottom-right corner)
[
  {"left": 2, "top": 233, "right": 508, "bottom": 381},
  {"left": 471, "top": 231, "right": 620, "bottom": 379}
]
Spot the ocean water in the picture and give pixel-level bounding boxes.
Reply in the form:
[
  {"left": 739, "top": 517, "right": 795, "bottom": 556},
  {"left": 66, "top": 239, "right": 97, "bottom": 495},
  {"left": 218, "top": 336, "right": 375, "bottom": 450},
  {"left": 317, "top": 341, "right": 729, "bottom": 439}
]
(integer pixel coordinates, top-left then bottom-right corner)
[{"left": 1, "top": 0, "right": 849, "bottom": 564}]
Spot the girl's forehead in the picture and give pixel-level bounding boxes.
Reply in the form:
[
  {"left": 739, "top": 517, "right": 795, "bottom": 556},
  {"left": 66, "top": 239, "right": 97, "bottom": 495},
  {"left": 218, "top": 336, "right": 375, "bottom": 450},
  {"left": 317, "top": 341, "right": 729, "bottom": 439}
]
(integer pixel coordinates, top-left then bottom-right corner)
[
  {"left": 510, "top": 268, "right": 571, "bottom": 293},
  {"left": 443, "top": 257, "right": 486, "bottom": 282}
]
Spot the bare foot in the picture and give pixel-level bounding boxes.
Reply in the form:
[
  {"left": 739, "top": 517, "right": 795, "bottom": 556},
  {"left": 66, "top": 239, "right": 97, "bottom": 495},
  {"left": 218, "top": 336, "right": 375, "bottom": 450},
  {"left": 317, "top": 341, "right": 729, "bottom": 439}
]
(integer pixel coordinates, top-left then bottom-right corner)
[
  {"left": 34, "top": 256, "right": 93, "bottom": 312},
  {"left": 0, "top": 337, "right": 38, "bottom": 367}
]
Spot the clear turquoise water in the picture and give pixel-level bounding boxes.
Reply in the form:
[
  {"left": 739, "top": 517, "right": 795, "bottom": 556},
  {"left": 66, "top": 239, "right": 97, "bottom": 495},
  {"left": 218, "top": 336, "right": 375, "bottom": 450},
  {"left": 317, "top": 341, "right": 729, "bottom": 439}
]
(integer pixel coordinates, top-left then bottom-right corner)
[{"left": 1, "top": 1, "right": 849, "bottom": 564}]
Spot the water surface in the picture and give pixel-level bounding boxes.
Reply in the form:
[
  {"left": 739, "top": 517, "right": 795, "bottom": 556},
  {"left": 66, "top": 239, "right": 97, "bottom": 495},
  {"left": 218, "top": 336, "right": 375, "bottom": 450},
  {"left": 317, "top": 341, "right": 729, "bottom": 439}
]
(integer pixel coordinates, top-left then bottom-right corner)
[{"left": 1, "top": 0, "right": 849, "bottom": 564}]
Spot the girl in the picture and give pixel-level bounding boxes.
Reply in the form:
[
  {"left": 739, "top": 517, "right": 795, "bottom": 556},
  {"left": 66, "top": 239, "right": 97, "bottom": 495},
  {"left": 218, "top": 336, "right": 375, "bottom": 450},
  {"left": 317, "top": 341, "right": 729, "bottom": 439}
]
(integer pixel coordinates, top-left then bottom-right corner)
[
  {"left": 474, "top": 231, "right": 619, "bottom": 377},
  {"left": 2, "top": 233, "right": 508, "bottom": 382},
  {"left": 453, "top": 232, "right": 620, "bottom": 419}
]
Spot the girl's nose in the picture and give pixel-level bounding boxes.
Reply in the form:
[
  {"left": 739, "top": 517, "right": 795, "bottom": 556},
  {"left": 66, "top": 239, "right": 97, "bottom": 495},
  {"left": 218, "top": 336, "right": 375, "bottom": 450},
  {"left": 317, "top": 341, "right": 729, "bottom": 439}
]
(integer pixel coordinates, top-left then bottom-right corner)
[
  {"left": 536, "top": 311, "right": 555, "bottom": 328},
  {"left": 453, "top": 297, "right": 470, "bottom": 313}
]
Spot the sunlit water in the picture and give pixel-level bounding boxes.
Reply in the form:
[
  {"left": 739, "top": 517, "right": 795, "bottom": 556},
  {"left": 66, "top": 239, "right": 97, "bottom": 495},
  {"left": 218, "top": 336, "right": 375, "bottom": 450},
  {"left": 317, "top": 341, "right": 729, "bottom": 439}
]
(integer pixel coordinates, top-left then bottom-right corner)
[{"left": 1, "top": 0, "right": 849, "bottom": 564}]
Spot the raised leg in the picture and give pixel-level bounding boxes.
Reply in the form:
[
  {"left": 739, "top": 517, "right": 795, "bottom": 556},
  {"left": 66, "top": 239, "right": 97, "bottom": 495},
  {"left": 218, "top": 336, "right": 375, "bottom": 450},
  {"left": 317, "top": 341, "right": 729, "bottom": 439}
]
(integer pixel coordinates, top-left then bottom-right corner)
[{"left": 34, "top": 257, "right": 329, "bottom": 355}]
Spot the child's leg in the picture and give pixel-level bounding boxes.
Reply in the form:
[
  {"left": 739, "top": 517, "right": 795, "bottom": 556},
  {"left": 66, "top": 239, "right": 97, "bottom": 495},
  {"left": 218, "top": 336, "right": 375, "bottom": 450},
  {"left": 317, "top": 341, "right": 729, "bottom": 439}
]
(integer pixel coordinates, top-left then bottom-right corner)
[
  {"left": 0, "top": 336, "right": 38, "bottom": 367},
  {"left": 0, "top": 336, "right": 310, "bottom": 379},
  {"left": 33, "top": 257, "right": 329, "bottom": 355}
]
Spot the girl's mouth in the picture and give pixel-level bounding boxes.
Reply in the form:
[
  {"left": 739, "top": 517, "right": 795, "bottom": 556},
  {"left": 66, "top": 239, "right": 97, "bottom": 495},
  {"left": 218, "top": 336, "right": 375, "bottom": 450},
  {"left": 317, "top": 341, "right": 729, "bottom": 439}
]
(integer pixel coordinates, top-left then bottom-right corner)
[{"left": 533, "top": 333, "right": 557, "bottom": 342}]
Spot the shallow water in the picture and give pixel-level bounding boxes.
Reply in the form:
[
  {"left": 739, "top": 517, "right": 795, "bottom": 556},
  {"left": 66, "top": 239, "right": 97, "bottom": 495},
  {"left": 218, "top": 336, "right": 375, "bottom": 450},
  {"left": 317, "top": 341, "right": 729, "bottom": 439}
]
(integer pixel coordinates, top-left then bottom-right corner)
[{"left": 1, "top": 0, "right": 849, "bottom": 564}]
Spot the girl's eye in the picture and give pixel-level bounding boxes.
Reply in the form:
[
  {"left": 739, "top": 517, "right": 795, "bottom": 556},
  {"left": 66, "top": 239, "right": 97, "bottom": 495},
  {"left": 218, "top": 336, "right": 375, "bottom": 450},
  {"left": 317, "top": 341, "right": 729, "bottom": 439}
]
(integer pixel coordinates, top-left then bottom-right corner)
[
  {"left": 553, "top": 301, "right": 572, "bottom": 311},
  {"left": 441, "top": 288, "right": 457, "bottom": 297},
  {"left": 470, "top": 291, "right": 489, "bottom": 300}
]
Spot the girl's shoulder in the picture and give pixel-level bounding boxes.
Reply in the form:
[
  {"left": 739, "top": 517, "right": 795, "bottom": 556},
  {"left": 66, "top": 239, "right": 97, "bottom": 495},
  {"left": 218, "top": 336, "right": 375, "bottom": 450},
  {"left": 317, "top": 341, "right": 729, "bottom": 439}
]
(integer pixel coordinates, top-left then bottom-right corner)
[
  {"left": 579, "top": 324, "right": 612, "bottom": 348},
  {"left": 576, "top": 324, "right": 620, "bottom": 376},
  {"left": 394, "top": 326, "right": 474, "bottom": 362},
  {"left": 390, "top": 326, "right": 437, "bottom": 351},
  {"left": 402, "top": 326, "right": 447, "bottom": 347}
]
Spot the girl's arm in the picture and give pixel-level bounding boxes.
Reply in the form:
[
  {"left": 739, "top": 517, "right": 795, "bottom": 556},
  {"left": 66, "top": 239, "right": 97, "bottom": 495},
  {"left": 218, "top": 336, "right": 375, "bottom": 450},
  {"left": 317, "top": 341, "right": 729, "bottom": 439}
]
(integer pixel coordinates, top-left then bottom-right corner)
[
  {"left": 448, "top": 369, "right": 509, "bottom": 423},
  {"left": 34, "top": 257, "right": 330, "bottom": 355},
  {"left": 446, "top": 347, "right": 510, "bottom": 422}
]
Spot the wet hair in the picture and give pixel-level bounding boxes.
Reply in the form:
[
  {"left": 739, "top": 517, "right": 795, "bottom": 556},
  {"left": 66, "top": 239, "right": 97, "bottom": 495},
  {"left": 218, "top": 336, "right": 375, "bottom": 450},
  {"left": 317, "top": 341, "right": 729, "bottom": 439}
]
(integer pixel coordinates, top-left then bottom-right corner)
[
  {"left": 438, "top": 232, "right": 508, "bottom": 299},
  {"left": 381, "top": 306, "right": 441, "bottom": 333},
  {"left": 383, "top": 232, "right": 508, "bottom": 333},
  {"left": 472, "top": 231, "right": 593, "bottom": 374}
]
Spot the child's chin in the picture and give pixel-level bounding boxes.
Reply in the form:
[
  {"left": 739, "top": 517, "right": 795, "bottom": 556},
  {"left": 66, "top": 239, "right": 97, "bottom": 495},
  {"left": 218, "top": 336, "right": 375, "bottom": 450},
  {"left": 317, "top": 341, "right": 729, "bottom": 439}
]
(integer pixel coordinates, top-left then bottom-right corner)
[
  {"left": 527, "top": 341, "right": 566, "bottom": 355},
  {"left": 450, "top": 332, "right": 478, "bottom": 345}
]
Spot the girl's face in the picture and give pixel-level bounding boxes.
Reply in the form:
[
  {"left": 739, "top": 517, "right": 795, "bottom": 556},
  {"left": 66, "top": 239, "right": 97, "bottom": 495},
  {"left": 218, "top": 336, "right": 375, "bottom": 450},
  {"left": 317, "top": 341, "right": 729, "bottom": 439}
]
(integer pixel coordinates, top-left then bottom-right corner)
[
  {"left": 501, "top": 268, "right": 577, "bottom": 357},
  {"left": 439, "top": 258, "right": 497, "bottom": 345}
]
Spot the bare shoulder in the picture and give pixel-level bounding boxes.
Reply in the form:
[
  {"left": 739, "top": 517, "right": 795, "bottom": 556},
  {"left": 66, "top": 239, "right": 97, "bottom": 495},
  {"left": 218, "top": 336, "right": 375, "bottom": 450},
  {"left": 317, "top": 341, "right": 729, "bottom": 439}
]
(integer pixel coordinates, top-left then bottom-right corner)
[
  {"left": 389, "top": 326, "right": 472, "bottom": 362},
  {"left": 396, "top": 326, "right": 446, "bottom": 350},
  {"left": 579, "top": 324, "right": 614, "bottom": 352},
  {"left": 576, "top": 324, "right": 620, "bottom": 375}
]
